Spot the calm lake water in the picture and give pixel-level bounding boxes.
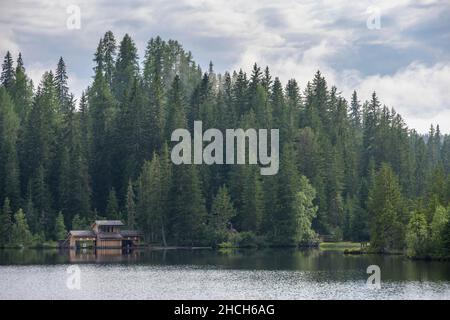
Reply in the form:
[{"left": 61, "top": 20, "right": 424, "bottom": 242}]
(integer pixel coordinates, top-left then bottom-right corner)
[{"left": 0, "top": 248, "right": 449, "bottom": 299}]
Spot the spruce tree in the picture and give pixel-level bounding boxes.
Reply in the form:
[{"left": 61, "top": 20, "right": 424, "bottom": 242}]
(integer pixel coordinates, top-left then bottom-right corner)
[
  {"left": 0, "top": 198, "right": 13, "bottom": 246},
  {"left": 0, "top": 87, "right": 20, "bottom": 207},
  {"left": 126, "top": 180, "right": 136, "bottom": 229},
  {"left": 54, "top": 211, "right": 67, "bottom": 240},
  {"left": 12, "top": 53, "right": 33, "bottom": 122},
  {"left": 55, "top": 57, "right": 69, "bottom": 113},
  {"left": 1, "top": 51, "right": 14, "bottom": 90},
  {"left": 368, "top": 163, "right": 406, "bottom": 252},
  {"left": 10, "top": 209, "right": 34, "bottom": 247},
  {"left": 113, "top": 34, "right": 139, "bottom": 104},
  {"left": 103, "top": 31, "right": 117, "bottom": 87},
  {"left": 170, "top": 164, "right": 207, "bottom": 245},
  {"left": 105, "top": 188, "right": 120, "bottom": 220},
  {"left": 406, "top": 210, "right": 429, "bottom": 257},
  {"left": 210, "top": 185, "right": 236, "bottom": 243}
]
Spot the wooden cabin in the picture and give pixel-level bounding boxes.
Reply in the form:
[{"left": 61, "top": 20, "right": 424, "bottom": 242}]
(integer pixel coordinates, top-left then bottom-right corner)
[{"left": 64, "top": 220, "right": 143, "bottom": 249}]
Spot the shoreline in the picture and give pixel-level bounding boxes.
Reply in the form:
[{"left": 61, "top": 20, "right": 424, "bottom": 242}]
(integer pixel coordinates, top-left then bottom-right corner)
[{"left": 1, "top": 242, "right": 449, "bottom": 261}]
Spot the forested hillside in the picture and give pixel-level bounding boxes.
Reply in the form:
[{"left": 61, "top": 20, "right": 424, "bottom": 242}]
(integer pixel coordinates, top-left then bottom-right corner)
[{"left": 0, "top": 31, "right": 449, "bottom": 256}]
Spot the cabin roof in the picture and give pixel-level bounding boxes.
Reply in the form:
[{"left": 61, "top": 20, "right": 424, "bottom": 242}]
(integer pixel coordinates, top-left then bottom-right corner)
[
  {"left": 69, "top": 230, "right": 96, "bottom": 237},
  {"left": 121, "top": 230, "right": 144, "bottom": 237},
  {"left": 93, "top": 220, "right": 124, "bottom": 226},
  {"left": 97, "top": 232, "right": 124, "bottom": 240}
]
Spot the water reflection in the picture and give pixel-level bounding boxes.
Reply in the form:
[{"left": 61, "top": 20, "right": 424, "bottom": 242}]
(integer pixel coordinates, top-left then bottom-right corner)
[{"left": 0, "top": 248, "right": 449, "bottom": 282}]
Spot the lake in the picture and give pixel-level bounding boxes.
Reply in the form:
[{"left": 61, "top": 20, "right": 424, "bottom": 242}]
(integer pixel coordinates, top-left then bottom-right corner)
[{"left": 0, "top": 248, "right": 449, "bottom": 299}]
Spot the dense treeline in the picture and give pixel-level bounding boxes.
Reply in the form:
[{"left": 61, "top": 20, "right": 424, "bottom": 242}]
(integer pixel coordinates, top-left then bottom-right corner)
[{"left": 0, "top": 31, "right": 449, "bottom": 256}]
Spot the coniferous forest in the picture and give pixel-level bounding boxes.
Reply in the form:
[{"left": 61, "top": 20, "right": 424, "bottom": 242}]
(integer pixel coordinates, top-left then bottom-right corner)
[{"left": 0, "top": 31, "right": 449, "bottom": 258}]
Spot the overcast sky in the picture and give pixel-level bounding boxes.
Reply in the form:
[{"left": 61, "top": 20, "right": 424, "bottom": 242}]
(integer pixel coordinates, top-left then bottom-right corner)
[{"left": 1, "top": 0, "right": 449, "bottom": 133}]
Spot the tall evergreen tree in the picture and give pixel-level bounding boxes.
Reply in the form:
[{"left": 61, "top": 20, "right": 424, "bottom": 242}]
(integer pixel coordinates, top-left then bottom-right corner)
[
  {"left": 10, "top": 208, "right": 34, "bottom": 247},
  {"left": 105, "top": 188, "right": 120, "bottom": 220},
  {"left": 12, "top": 53, "right": 33, "bottom": 122},
  {"left": 125, "top": 180, "right": 136, "bottom": 229},
  {"left": 113, "top": 34, "right": 139, "bottom": 104},
  {"left": 210, "top": 185, "right": 236, "bottom": 244},
  {"left": 54, "top": 211, "right": 67, "bottom": 240},
  {"left": 169, "top": 164, "right": 207, "bottom": 245},
  {"left": 368, "top": 163, "right": 407, "bottom": 251},
  {"left": 0, "top": 198, "right": 13, "bottom": 246},
  {"left": 1, "top": 51, "right": 14, "bottom": 90},
  {"left": 0, "top": 87, "right": 20, "bottom": 207},
  {"left": 55, "top": 57, "right": 69, "bottom": 113}
]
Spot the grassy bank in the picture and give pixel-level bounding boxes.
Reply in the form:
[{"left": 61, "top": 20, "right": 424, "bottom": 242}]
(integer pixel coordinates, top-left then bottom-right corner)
[{"left": 319, "top": 242, "right": 362, "bottom": 251}]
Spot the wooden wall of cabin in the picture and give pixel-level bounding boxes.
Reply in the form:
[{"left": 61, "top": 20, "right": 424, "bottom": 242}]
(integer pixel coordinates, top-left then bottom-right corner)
[{"left": 97, "top": 240, "right": 122, "bottom": 248}]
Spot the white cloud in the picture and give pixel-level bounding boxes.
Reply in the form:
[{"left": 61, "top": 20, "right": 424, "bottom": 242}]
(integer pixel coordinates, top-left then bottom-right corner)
[
  {"left": 1, "top": 0, "right": 449, "bottom": 132},
  {"left": 346, "top": 62, "right": 450, "bottom": 133},
  {"left": 0, "top": 29, "right": 20, "bottom": 56}
]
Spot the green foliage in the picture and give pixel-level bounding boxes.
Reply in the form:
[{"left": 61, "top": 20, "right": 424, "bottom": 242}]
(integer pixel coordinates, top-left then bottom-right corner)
[
  {"left": 294, "top": 176, "right": 319, "bottom": 245},
  {"left": 406, "top": 210, "right": 429, "bottom": 257},
  {"left": 1, "top": 51, "right": 15, "bottom": 89},
  {"left": 0, "top": 31, "right": 449, "bottom": 255},
  {"left": 368, "top": 163, "right": 406, "bottom": 252},
  {"left": 10, "top": 209, "right": 34, "bottom": 247},
  {"left": 430, "top": 206, "right": 448, "bottom": 250},
  {"left": 226, "top": 231, "right": 262, "bottom": 248},
  {"left": 404, "top": 205, "right": 450, "bottom": 258},
  {"left": 0, "top": 87, "right": 20, "bottom": 207},
  {"left": 441, "top": 218, "right": 450, "bottom": 257},
  {"left": 0, "top": 198, "right": 13, "bottom": 246},
  {"left": 105, "top": 188, "right": 120, "bottom": 220},
  {"left": 209, "top": 185, "right": 236, "bottom": 245},
  {"left": 126, "top": 180, "right": 136, "bottom": 229},
  {"left": 169, "top": 164, "right": 208, "bottom": 246},
  {"left": 71, "top": 214, "right": 88, "bottom": 230},
  {"left": 54, "top": 211, "right": 67, "bottom": 240}
]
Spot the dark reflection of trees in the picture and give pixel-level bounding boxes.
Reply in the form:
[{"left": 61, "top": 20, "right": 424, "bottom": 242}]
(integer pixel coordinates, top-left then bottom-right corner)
[
  {"left": 0, "top": 249, "right": 66, "bottom": 265},
  {"left": 0, "top": 248, "right": 449, "bottom": 281}
]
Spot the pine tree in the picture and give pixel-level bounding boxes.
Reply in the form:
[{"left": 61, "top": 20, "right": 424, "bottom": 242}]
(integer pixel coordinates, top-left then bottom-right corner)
[
  {"left": 126, "top": 180, "right": 136, "bottom": 229},
  {"left": 1, "top": 51, "right": 14, "bottom": 90},
  {"left": 267, "top": 143, "right": 302, "bottom": 245},
  {"left": 113, "top": 77, "right": 150, "bottom": 200},
  {"left": 368, "top": 163, "right": 406, "bottom": 252},
  {"left": 144, "top": 36, "right": 167, "bottom": 151},
  {"left": 159, "top": 143, "right": 172, "bottom": 245},
  {"left": 406, "top": 210, "right": 429, "bottom": 257},
  {"left": 137, "top": 158, "right": 158, "bottom": 241},
  {"left": 12, "top": 53, "right": 33, "bottom": 122},
  {"left": 72, "top": 214, "right": 87, "bottom": 230},
  {"left": 106, "top": 188, "right": 120, "bottom": 220},
  {"left": 441, "top": 215, "right": 450, "bottom": 257},
  {"left": 294, "top": 176, "right": 318, "bottom": 244},
  {"left": 363, "top": 92, "right": 380, "bottom": 169},
  {"left": 88, "top": 62, "right": 115, "bottom": 213},
  {"left": 165, "top": 75, "right": 187, "bottom": 137},
  {"left": 0, "top": 87, "right": 20, "bottom": 207},
  {"left": 169, "top": 164, "right": 207, "bottom": 245},
  {"left": 54, "top": 211, "right": 67, "bottom": 240},
  {"left": 350, "top": 90, "right": 362, "bottom": 128},
  {"left": 103, "top": 31, "right": 117, "bottom": 88},
  {"left": 113, "top": 34, "right": 139, "bottom": 104},
  {"left": 55, "top": 57, "right": 69, "bottom": 113},
  {"left": 0, "top": 198, "right": 13, "bottom": 246},
  {"left": 137, "top": 153, "right": 169, "bottom": 245},
  {"left": 232, "top": 69, "right": 248, "bottom": 117},
  {"left": 210, "top": 185, "right": 236, "bottom": 244},
  {"left": 430, "top": 205, "right": 449, "bottom": 256},
  {"left": 10, "top": 208, "right": 34, "bottom": 247},
  {"left": 239, "top": 166, "right": 264, "bottom": 232}
]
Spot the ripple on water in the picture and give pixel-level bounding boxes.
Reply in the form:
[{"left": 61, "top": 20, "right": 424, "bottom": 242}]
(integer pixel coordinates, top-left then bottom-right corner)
[{"left": 0, "top": 264, "right": 449, "bottom": 300}]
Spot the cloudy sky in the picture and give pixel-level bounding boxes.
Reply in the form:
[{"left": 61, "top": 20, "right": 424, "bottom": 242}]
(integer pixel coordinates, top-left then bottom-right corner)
[{"left": 1, "top": 0, "right": 449, "bottom": 133}]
